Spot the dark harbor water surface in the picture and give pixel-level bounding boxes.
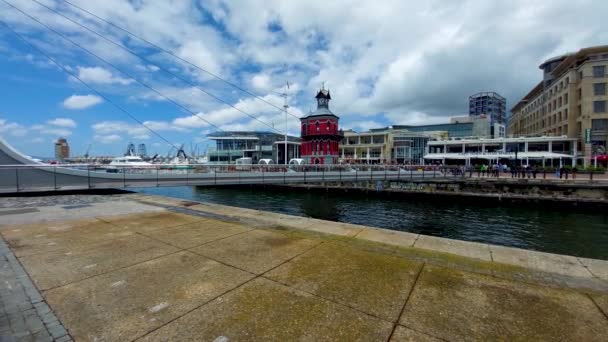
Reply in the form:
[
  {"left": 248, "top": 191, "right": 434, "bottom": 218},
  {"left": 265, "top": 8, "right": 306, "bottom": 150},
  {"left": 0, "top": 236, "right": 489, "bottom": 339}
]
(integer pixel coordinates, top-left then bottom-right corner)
[{"left": 138, "top": 186, "right": 608, "bottom": 260}]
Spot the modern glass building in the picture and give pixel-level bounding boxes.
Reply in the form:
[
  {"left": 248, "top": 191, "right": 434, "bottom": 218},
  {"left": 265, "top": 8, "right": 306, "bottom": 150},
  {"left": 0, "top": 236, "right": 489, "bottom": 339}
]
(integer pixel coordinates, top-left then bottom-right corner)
[
  {"left": 392, "top": 123, "right": 474, "bottom": 138},
  {"left": 469, "top": 92, "right": 506, "bottom": 125},
  {"left": 207, "top": 131, "right": 301, "bottom": 164}
]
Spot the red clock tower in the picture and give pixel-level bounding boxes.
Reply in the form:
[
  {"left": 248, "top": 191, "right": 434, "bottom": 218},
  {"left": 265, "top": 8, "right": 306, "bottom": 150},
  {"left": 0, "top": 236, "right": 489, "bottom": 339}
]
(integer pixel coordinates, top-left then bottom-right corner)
[{"left": 300, "top": 87, "right": 342, "bottom": 164}]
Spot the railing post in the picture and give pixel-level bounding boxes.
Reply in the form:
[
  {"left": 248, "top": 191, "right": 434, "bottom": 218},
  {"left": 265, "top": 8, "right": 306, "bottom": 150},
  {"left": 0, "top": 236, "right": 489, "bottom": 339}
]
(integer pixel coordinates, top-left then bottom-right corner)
[
  {"left": 590, "top": 170, "right": 594, "bottom": 181},
  {"left": 186, "top": 168, "right": 189, "bottom": 186},
  {"left": 384, "top": 165, "right": 387, "bottom": 180},
  {"left": 355, "top": 169, "right": 358, "bottom": 182},
  {"left": 283, "top": 167, "right": 286, "bottom": 184},
  {"left": 54, "top": 165, "right": 57, "bottom": 190},
  {"left": 87, "top": 164, "right": 91, "bottom": 189},
  {"left": 304, "top": 169, "right": 307, "bottom": 183},
  {"left": 156, "top": 166, "right": 159, "bottom": 187},
  {"left": 214, "top": 168, "right": 217, "bottom": 185},
  {"left": 262, "top": 167, "right": 265, "bottom": 184},
  {"left": 410, "top": 168, "right": 413, "bottom": 181},
  {"left": 322, "top": 166, "right": 325, "bottom": 182},
  {"left": 15, "top": 167, "right": 19, "bottom": 192},
  {"left": 397, "top": 167, "right": 401, "bottom": 181},
  {"left": 123, "top": 167, "right": 126, "bottom": 188},
  {"left": 339, "top": 167, "right": 342, "bottom": 182}
]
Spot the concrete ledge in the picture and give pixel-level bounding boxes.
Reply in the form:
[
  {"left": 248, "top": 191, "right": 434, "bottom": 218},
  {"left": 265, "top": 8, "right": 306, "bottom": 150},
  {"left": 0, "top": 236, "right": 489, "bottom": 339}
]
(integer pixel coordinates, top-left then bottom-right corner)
[{"left": 131, "top": 193, "right": 608, "bottom": 285}]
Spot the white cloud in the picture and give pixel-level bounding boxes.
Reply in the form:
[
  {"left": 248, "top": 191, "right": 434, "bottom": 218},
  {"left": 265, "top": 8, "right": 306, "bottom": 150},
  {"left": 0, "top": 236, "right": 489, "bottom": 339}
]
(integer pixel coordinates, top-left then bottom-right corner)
[
  {"left": 92, "top": 120, "right": 189, "bottom": 141},
  {"left": 31, "top": 124, "right": 72, "bottom": 137},
  {"left": 94, "top": 134, "right": 122, "bottom": 144},
  {"left": 2, "top": 0, "right": 608, "bottom": 142},
  {"left": 47, "top": 118, "right": 77, "bottom": 128},
  {"left": 63, "top": 95, "right": 103, "bottom": 110},
  {"left": 251, "top": 74, "right": 271, "bottom": 92},
  {"left": 350, "top": 120, "right": 385, "bottom": 132},
  {"left": 0, "top": 118, "right": 27, "bottom": 137},
  {"left": 75, "top": 66, "right": 134, "bottom": 85}
]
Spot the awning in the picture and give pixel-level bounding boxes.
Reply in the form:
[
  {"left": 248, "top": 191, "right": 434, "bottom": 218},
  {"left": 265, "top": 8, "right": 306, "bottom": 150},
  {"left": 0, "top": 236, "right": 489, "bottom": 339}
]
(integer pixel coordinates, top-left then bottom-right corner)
[{"left": 424, "top": 152, "right": 575, "bottom": 160}]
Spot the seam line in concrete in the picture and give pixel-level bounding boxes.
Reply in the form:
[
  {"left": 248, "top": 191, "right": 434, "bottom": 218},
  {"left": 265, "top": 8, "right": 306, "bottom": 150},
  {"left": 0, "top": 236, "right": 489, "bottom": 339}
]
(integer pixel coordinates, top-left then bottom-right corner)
[
  {"left": 42, "top": 248, "right": 185, "bottom": 293},
  {"left": 132, "top": 240, "right": 327, "bottom": 341},
  {"left": 396, "top": 323, "right": 450, "bottom": 342},
  {"left": 260, "top": 275, "right": 392, "bottom": 324},
  {"left": 586, "top": 293, "right": 608, "bottom": 321},
  {"left": 386, "top": 262, "right": 426, "bottom": 342},
  {"left": 411, "top": 234, "right": 421, "bottom": 247},
  {"left": 576, "top": 257, "right": 602, "bottom": 281},
  {"left": 138, "top": 231, "right": 259, "bottom": 277}
]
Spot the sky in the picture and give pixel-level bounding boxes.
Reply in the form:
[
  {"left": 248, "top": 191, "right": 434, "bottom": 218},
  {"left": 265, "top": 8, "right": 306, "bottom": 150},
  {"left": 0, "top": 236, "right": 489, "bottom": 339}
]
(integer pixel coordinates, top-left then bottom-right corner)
[{"left": 0, "top": 0, "right": 607, "bottom": 158}]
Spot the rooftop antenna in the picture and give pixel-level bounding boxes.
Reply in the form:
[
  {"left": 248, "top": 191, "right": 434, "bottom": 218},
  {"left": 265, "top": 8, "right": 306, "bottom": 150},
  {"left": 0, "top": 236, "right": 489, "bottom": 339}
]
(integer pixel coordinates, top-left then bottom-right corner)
[{"left": 278, "top": 81, "right": 290, "bottom": 165}]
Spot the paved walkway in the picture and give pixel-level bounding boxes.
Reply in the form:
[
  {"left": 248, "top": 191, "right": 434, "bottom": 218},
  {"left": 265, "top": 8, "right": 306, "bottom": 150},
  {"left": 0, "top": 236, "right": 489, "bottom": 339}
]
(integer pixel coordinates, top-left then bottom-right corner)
[{"left": 1, "top": 194, "right": 607, "bottom": 341}]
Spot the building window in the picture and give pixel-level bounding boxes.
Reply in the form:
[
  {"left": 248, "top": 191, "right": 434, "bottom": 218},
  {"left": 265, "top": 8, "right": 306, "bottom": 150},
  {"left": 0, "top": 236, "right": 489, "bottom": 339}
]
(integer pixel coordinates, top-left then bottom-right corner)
[
  {"left": 578, "top": 88, "right": 582, "bottom": 100},
  {"left": 594, "top": 82, "right": 606, "bottom": 96},
  {"left": 579, "top": 71, "right": 584, "bottom": 80},
  {"left": 564, "top": 94, "right": 568, "bottom": 105},
  {"left": 565, "top": 108, "right": 568, "bottom": 120},
  {"left": 593, "top": 65, "right": 606, "bottom": 78},
  {"left": 558, "top": 97, "right": 562, "bottom": 107},
  {"left": 594, "top": 100, "right": 606, "bottom": 113},
  {"left": 592, "top": 119, "right": 608, "bottom": 131},
  {"left": 565, "top": 77, "right": 569, "bottom": 84}
]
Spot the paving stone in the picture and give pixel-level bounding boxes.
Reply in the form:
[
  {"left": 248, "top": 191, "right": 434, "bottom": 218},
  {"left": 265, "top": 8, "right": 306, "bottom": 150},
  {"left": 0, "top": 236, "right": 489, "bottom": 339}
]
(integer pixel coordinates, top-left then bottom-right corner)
[
  {"left": 32, "top": 329, "right": 53, "bottom": 342},
  {"left": 19, "top": 234, "right": 179, "bottom": 290},
  {"left": 140, "top": 278, "right": 393, "bottom": 341},
  {"left": 190, "top": 229, "right": 321, "bottom": 274},
  {"left": 47, "top": 323, "right": 67, "bottom": 339},
  {"left": 400, "top": 265, "right": 608, "bottom": 341},
  {"left": 143, "top": 220, "right": 251, "bottom": 249},
  {"left": 267, "top": 242, "right": 422, "bottom": 322},
  {"left": 54, "top": 335, "right": 72, "bottom": 342},
  {"left": 44, "top": 251, "right": 253, "bottom": 341},
  {"left": 24, "top": 313, "right": 45, "bottom": 333},
  {"left": 414, "top": 235, "right": 492, "bottom": 261},
  {"left": 390, "top": 326, "right": 443, "bottom": 341}
]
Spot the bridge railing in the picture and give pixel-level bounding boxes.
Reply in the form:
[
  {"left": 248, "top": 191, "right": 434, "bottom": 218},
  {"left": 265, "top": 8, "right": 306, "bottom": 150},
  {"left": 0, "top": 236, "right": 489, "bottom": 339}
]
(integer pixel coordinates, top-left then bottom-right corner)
[{"left": 0, "top": 163, "right": 603, "bottom": 193}]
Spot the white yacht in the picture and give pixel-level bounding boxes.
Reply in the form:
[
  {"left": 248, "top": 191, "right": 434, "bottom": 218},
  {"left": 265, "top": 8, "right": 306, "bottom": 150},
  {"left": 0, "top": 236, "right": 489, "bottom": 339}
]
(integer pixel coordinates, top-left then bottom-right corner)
[{"left": 108, "top": 156, "right": 152, "bottom": 167}]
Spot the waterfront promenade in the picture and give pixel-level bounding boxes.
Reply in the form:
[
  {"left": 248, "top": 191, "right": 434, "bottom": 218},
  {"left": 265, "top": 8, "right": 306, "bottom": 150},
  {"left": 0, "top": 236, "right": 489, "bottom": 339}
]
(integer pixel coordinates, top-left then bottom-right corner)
[{"left": 1, "top": 193, "right": 608, "bottom": 341}]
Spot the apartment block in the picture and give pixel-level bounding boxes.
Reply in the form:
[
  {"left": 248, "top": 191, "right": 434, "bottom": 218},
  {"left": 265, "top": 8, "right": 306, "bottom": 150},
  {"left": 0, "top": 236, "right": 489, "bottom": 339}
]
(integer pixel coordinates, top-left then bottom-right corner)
[{"left": 509, "top": 46, "right": 608, "bottom": 165}]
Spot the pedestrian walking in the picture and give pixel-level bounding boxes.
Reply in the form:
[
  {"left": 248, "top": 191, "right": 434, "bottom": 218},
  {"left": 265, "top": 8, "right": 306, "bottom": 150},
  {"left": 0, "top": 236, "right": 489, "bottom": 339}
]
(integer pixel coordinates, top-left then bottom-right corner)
[
  {"left": 572, "top": 166, "right": 577, "bottom": 179},
  {"left": 532, "top": 166, "right": 538, "bottom": 179}
]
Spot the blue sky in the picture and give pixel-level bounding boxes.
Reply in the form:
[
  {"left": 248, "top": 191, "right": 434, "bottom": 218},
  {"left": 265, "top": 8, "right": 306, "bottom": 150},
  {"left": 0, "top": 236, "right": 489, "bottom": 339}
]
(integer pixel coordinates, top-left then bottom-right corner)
[{"left": 1, "top": 0, "right": 607, "bottom": 157}]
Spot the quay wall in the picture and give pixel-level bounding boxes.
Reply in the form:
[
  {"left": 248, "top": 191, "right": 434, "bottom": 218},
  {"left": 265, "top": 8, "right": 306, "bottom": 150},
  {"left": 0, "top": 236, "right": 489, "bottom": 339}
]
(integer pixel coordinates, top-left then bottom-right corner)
[{"left": 259, "top": 179, "right": 608, "bottom": 205}]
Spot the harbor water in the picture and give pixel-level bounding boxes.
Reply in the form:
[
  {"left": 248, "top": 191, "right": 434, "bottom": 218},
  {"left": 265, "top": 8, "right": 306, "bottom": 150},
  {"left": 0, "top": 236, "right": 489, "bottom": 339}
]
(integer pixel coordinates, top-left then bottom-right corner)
[{"left": 138, "top": 186, "right": 608, "bottom": 260}]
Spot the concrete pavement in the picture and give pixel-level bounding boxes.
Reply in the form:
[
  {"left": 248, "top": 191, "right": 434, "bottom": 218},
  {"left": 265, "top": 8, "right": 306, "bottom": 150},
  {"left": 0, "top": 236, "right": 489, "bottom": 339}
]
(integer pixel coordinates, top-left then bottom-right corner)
[{"left": 1, "top": 193, "right": 607, "bottom": 341}]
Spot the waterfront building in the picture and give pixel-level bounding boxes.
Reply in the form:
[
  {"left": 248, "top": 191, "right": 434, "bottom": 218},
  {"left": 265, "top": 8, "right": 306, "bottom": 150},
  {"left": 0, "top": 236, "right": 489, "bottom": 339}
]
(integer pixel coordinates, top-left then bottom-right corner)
[
  {"left": 424, "top": 136, "right": 578, "bottom": 167},
  {"left": 207, "top": 131, "right": 300, "bottom": 164},
  {"left": 300, "top": 87, "right": 342, "bottom": 164},
  {"left": 393, "top": 115, "right": 504, "bottom": 139},
  {"left": 469, "top": 92, "right": 506, "bottom": 125},
  {"left": 54, "top": 138, "right": 69, "bottom": 161},
  {"left": 341, "top": 128, "right": 436, "bottom": 164},
  {"left": 509, "top": 45, "right": 608, "bottom": 166}
]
